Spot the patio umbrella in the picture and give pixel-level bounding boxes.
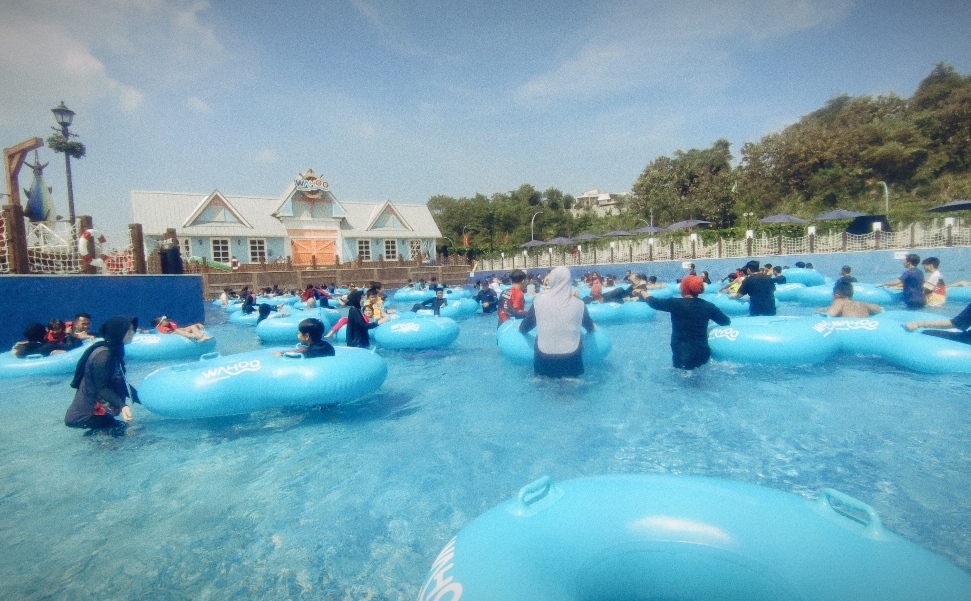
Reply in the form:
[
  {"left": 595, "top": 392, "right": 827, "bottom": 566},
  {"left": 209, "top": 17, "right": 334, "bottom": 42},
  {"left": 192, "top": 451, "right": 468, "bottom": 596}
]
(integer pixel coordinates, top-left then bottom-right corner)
[
  {"left": 546, "top": 236, "right": 574, "bottom": 246},
  {"left": 814, "top": 209, "right": 865, "bottom": 220},
  {"left": 633, "top": 225, "right": 665, "bottom": 234},
  {"left": 601, "top": 230, "right": 632, "bottom": 237},
  {"left": 520, "top": 239, "right": 545, "bottom": 248},
  {"left": 667, "top": 219, "right": 712, "bottom": 231},
  {"left": 928, "top": 199, "right": 971, "bottom": 213},
  {"left": 571, "top": 233, "right": 600, "bottom": 242},
  {"left": 759, "top": 213, "right": 807, "bottom": 224}
]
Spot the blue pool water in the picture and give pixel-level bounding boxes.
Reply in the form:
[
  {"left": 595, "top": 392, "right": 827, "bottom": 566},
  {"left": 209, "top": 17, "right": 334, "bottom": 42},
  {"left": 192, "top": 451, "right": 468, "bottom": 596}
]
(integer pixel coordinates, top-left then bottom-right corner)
[{"left": 2, "top": 280, "right": 970, "bottom": 599}]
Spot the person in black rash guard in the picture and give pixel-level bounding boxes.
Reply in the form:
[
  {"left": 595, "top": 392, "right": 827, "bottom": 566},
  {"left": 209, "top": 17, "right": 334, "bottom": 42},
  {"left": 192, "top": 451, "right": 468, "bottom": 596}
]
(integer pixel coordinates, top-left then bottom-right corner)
[
  {"left": 473, "top": 281, "right": 499, "bottom": 314},
  {"left": 637, "top": 275, "right": 731, "bottom": 370},
  {"left": 290, "top": 318, "right": 335, "bottom": 357},
  {"left": 345, "top": 289, "right": 385, "bottom": 348},
  {"left": 734, "top": 260, "right": 777, "bottom": 316},
  {"left": 904, "top": 303, "right": 971, "bottom": 345},
  {"left": 64, "top": 316, "right": 138, "bottom": 432},
  {"left": 411, "top": 288, "right": 448, "bottom": 316}
]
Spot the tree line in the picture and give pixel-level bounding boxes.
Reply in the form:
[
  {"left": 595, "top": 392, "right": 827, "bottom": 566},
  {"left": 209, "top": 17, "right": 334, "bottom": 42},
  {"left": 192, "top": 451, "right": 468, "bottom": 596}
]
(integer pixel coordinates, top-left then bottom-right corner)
[{"left": 430, "top": 63, "right": 971, "bottom": 256}]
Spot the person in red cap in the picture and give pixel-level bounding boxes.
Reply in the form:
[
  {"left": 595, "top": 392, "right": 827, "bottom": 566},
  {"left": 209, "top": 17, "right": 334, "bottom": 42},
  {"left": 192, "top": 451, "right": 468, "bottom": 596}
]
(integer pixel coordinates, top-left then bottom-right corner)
[{"left": 635, "top": 274, "right": 730, "bottom": 370}]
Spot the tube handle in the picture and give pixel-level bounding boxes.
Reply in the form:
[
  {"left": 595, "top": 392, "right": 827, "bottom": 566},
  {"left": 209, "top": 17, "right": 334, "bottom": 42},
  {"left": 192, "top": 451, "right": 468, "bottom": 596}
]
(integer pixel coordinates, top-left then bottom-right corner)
[
  {"left": 511, "top": 476, "right": 563, "bottom": 517},
  {"left": 818, "top": 488, "right": 884, "bottom": 537}
]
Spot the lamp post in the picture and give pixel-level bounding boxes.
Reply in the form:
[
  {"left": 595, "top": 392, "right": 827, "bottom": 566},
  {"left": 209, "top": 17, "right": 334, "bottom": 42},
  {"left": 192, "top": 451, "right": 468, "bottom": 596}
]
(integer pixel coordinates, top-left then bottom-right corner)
[
  {"left": 51, "top": 102, "right": 77, "bottom": 225},
  {"left": 877, "top": 181, "right": 889, "bottom": 214},
  {"left": 530, "top": 211, "right": 543, "bottom": 241}
]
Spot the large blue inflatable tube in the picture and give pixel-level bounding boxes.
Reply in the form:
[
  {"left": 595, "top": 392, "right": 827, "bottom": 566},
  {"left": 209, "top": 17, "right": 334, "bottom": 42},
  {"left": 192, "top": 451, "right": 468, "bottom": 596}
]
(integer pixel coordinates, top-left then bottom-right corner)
[
  {"left": 372, "top": 313, "right": 460, "bottom": 350},
  {"left": 496, "top": 319, "right": 611, "bottom": 366},
  {"left": 420, "top": 474, "right": 971, "bottom": 601},
  {"left": 781, "top": 267, "right": 826, "bottom": 286},
  {"left": 138, "top": 347, "right": 388, "bottom": 418},
  {"left": 0, "top": 343, "right": 91, "bottom": 379},
  {"left": 709, "top": 313, "right": 971, "bottom": 373},
  {"left": 796, "top": 283, "right": 894, "bottom": 307},
  {"left": 255, "top": 308, "right": 342, "bottom": 344},
  {"left": 126, "top": 333, "right": 217, "bottom": 362},
  {"left": 584, "top": 301, "right": 656, "bottom": 324}
]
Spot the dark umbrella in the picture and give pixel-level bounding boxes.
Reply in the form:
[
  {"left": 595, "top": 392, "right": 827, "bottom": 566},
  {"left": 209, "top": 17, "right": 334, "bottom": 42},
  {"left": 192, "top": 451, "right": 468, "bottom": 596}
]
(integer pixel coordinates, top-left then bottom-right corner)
[
  {"left": 759, "top": 213, "right": 807, "bottom": 224},
  {"left": 633, "top": 225, "right": 665, "bottom": 234},
  {"left": 520, "top": 239, "right": 545, "bottom": 248},
  {"left": 667, "top": 219, "right": 712, "bottom": 231},
  {"left": 814, "top": 209, "right": 865, "bottom": 220},
  {"left": 928, "top": 199, "right": 971, "bottom": 213},
  {"left": 546, "top": 236, "right": 574, "bottom": 246},
  {"left": 571, "top": 233, "right": 600, "bottom": 242},
  {"left": 601, "top": 230, "right": 632, "bottom": 237}
]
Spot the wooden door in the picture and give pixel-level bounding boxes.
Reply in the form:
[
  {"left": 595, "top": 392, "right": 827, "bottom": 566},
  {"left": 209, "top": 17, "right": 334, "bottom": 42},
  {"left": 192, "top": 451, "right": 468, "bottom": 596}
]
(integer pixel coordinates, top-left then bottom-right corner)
[{"left": 291, "top": 238, "right": 336, "bottom": 267}]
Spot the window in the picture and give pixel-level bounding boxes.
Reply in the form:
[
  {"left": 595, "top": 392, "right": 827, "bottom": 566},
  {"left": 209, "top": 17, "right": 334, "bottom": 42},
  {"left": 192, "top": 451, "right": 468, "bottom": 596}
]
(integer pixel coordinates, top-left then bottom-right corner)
[
  {"left": 357, "top": 239, "right": 371, "bottom": 261},
  {"left": 384, "top": 239, "right": 398, "bottom": 260},
  {"left": 409, "top": 239, "right": 422, "bottom": 258},
  {"left": 249, "top": 239, "right": 267, "bottom": 264},
  {"left": 211, "top": 239, "right": 230, "bottom": 264}
]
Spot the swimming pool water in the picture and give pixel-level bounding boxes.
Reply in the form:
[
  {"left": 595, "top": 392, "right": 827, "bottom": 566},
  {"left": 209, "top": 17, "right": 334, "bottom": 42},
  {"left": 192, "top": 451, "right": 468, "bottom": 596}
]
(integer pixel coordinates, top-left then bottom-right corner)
[{"left": 1, "top": 290, "right": 970, "bottom": 599}]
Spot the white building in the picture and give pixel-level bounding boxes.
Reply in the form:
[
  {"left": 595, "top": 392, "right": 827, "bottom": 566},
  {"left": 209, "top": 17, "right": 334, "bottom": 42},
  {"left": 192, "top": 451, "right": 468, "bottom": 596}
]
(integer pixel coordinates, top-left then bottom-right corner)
[
  {"left": 572, "top": 189, "right": 626, "bottom": 217},
  {"left": 131, "top": 169, "right": 442, "bottom": 266}
]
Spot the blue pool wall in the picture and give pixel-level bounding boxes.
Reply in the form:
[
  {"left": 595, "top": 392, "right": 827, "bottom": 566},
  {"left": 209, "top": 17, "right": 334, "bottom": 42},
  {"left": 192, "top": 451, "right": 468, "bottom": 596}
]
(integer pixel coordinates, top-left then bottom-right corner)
[
  {"left": 1, "top": 275, "right": 205, "bottom": 351},
  {"left": 471, "top": 247, "right": 971, "bottom": 285}
]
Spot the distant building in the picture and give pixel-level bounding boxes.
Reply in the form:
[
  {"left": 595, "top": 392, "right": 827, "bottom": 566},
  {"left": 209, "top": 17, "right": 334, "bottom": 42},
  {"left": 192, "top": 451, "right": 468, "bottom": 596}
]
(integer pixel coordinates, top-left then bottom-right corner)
[
  {"left": 131, "top": 169, "right": 441, "bottom": 266},
  {"left": 571, "top": 189, "right": 626, "bottom": 217}
]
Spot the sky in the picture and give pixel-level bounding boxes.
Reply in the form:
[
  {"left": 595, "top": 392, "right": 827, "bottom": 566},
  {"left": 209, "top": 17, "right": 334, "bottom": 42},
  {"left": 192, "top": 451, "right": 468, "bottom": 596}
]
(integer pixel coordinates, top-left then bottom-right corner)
[{"left": 2, "top": 0, "right": 970, "bottom": 244}]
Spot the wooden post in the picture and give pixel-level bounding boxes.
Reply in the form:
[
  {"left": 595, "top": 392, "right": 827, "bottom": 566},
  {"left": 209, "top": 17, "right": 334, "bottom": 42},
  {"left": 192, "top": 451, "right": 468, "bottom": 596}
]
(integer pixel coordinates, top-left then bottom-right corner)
[
  {"left": 946, "top": 224, "right": 953, "bottom": 247},
  {"left": 128, "top": 223, "right": 147, "bottom": 274},
  {"left": 808, "top": 232, "right": 815, "bottom": 254},
  {"left": 746, "top": 237, "right": 753, "bottom": 257},
  {"left": 910, "top": 224, "right": 915, "bottom": 248},
  {"left": 874, "top": 229, "right": 881, "bottom": 250},
  {"left": 717, "top": 238, "right": 722, "bottom": 259},
  {"left": 2, "top": 203, "right": 29, "bottom": 274},
  {"left": 841, "top": 231, "right": 847, "bottom": 252},
  {"left": 777, "top": 233, "right": 783, "bottom": 255}
]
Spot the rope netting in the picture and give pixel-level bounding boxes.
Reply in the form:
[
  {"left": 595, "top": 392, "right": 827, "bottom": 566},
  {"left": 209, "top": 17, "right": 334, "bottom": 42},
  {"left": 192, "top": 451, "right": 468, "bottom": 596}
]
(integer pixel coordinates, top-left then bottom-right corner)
[{"left": 0, "top": 211, "right": 10, "bottom": 274}]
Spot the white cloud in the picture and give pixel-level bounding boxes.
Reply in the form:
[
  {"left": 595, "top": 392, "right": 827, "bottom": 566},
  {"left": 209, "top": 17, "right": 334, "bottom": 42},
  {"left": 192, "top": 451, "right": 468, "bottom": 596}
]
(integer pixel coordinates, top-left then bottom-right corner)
[
  {"left": 0, "top": 0, "right": 226, "bottom": 126},
  {"left": 188, "top": 97, "right": 212, "bottom": 114},
  {"left": 254, "top": 149, "right": 277, "bottom": 164},
  {"left": 516, "top": 0, "right": 854, "bottom": 100}
]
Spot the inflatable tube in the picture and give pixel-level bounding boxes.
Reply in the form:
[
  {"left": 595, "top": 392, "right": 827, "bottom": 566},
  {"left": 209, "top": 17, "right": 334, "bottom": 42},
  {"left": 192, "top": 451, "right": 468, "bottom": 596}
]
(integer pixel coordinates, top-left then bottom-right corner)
[
  {"left": 228, "top": 310, "right": 260, "bottom": 326},
  {"left": 698, "top": 292, "right": 753, "bottom": 316},
  {"left": 709, "top": 313, "right": 971, "bottom": 373},
  {"left": 709, "top": 316, "right": 840, "bottom": 365},
  {"left": 781, "top": 267, "right": 825, "bottom": 286},
  {"left": 774, "top": 282, "right": 806, "bottom": 302},
  {"left": 946, "top": 286, "right": 971, "bottom": 304},
  {"left": 796, "top": 283, "right": 894, "bottom": 308},
  {"left": 0, "top": 342, "right": 91, "bottom": 379},
  {"left": 441, "top": 286, "right": 471, "bottom": 300},
  {"left": 584, "top": 301, "right": 656, "bottom": 324},
  {"left": 372, "top": 313, "right": 460, "bottom": 350},
  {"left": 496, "top": 319, "right": 611, "bottom": 366},
  {"left": 254, "top": 308, "right": 342, "bottom": 345},
  {"left": 138, "top": 347, "right": 388, "bottom": 418},
  {"left": 438, "top": 298, "right": 480, "bottom": 320},
  {"left": 126, "top": 333, "right": 217, "bottom": 362},
  {"left": 420, "top": 474, "right": 971, "bottom": 601},
  {"left": 393, "top": 288, "right": 436, "bottom": 304}
]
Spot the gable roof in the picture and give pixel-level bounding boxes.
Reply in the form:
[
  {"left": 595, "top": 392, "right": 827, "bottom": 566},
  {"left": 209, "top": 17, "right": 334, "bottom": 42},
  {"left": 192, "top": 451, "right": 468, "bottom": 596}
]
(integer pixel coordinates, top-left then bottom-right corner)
[
  {"left": 132, "top": 190, "right": 288, "bottom": 238},
  {"left": 339, "top": 200, "right": 440, "bottom": 239},
  {"left": 182, "top": 191, "right": 253, "bottom": 229}
]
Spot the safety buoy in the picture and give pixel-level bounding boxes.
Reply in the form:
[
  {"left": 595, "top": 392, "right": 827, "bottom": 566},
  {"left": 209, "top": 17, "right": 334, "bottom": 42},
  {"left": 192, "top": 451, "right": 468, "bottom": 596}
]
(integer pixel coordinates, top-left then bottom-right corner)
[{"left": 78, "top": 229, "right": 108, "bottom": 269}]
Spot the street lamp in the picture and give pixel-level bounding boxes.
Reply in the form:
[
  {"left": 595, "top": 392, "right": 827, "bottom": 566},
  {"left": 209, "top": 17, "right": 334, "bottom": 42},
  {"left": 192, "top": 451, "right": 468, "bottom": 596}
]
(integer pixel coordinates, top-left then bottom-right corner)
[
  {"left": 51, "top": 101, "right": 77, "bottom": 225},
  {"left": 531, "top": 211, "right": 543, "bottom": 241},
  {"left": 877, "top": 181, "right": 889, "bottom": 214}
]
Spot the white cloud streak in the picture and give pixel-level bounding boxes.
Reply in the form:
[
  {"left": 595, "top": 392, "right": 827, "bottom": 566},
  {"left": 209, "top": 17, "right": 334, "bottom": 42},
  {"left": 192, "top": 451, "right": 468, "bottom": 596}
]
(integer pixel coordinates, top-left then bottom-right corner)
[
  {"left": 516, "top": 0, "right": 854, "bottom": 100},
  {"left": 0, "top": 0, "right": 226, "bottom": 126}
]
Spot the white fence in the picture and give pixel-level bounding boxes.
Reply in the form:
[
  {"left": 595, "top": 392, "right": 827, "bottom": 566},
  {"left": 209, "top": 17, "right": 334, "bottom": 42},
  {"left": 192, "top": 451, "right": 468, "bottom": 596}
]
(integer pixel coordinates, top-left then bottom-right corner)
[{"left": 477, "top": 224, "right": 970, "bottom": 272}]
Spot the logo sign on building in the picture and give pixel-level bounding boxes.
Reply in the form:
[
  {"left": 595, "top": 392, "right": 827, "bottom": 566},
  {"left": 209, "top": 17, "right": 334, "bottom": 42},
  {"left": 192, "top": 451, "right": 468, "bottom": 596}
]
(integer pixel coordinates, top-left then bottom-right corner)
[{"left": 296, "top": 177, "right": 329, "bottom": 192}]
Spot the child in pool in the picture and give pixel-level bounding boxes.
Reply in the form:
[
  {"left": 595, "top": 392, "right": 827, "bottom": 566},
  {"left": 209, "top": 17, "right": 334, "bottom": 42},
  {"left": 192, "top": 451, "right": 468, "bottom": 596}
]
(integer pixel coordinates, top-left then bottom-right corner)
[{"left": 281, "top": 318, "right": 335, "bottom": 358}]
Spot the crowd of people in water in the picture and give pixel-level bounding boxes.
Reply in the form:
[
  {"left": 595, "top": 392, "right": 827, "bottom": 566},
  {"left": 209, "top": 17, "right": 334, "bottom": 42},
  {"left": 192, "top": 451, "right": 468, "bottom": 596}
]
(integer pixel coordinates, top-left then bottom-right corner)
[{"left": 12, "top": 253, "right": 971, "bottom": 436}]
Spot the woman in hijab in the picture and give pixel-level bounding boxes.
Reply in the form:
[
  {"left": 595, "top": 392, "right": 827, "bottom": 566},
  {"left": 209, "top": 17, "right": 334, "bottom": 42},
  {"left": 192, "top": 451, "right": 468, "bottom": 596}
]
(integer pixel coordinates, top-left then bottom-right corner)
[
  {"left": 64, "top": 316, "right": 138, "bottom": 431},
  {"left": 636, "top": 275, "right": 730, "bottom": 370},
  {"left": 519, "top": 266, "right": 595, "bottom": 378},
  {"left": 345, "top": 289, "right": 385, "bottom": 348}
]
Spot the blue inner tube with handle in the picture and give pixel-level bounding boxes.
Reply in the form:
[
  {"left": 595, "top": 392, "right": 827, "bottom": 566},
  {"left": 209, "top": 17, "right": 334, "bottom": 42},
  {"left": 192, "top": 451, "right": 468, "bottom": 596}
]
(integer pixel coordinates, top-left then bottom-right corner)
[{"left": 419, "top": 474, "right": 971, "bottom": 601}]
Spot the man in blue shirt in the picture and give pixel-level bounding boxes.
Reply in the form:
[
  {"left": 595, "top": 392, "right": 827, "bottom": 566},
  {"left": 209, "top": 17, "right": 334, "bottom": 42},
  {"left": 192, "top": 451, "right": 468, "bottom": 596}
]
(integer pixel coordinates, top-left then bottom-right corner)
[{"left": 879, "top": 254, "right": 925, "bottom": 310}]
